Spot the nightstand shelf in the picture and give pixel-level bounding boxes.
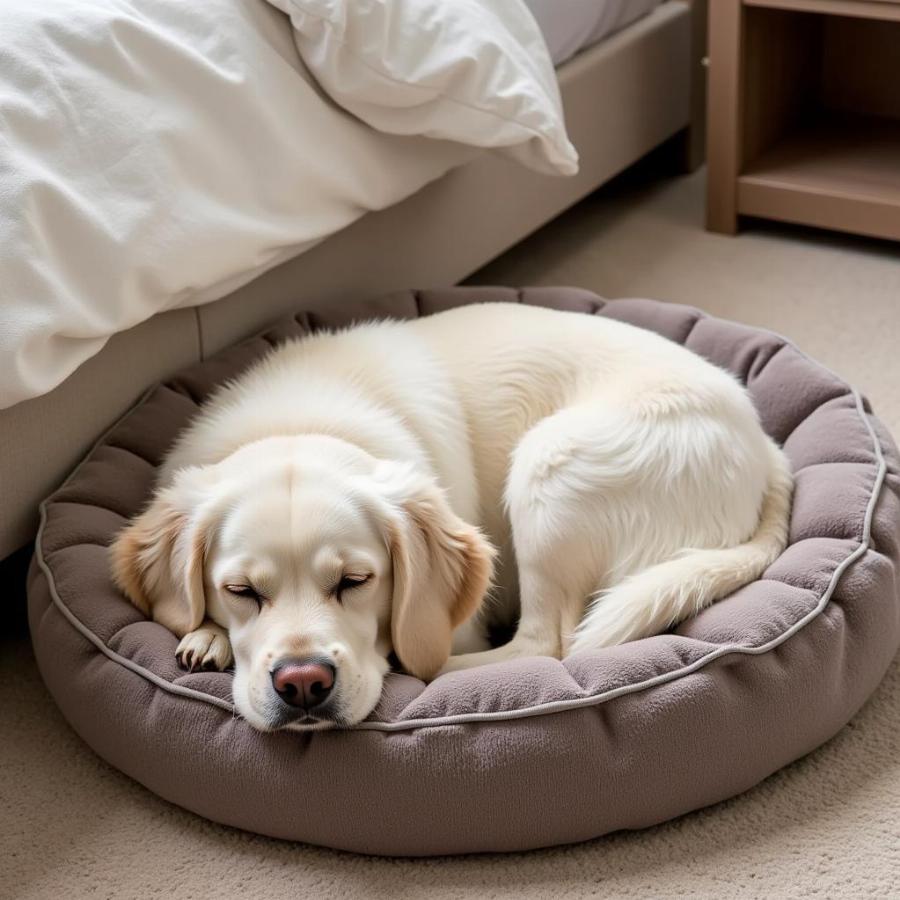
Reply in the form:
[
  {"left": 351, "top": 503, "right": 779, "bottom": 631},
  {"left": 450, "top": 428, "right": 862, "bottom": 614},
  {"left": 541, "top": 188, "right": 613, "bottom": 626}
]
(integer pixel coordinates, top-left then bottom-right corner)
[
  {"left": 739, "top": 112, "right": 900, "bottom": 240},
  {"left": 706, "top": 0, "right": 900, "bottom": 240}
]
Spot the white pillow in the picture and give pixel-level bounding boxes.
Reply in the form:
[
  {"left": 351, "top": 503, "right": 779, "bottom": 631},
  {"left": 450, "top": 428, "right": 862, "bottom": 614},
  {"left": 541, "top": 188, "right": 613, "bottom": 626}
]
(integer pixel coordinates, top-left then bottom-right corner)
[{"left": 267, "top": 0, "right": 579, "bottom": 176}]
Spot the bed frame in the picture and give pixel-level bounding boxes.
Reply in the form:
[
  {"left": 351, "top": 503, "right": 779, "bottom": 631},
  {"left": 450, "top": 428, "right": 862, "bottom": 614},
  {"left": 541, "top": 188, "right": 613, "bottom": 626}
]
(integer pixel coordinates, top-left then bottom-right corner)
[{"left": 0, "top": 0, "right": 706, "bottom": 561}]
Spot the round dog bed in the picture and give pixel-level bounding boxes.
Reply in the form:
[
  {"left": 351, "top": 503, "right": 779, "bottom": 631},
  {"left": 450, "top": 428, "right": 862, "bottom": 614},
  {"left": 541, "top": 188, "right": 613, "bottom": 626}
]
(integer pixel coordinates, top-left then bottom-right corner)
[{"left": 28, "top": 287, "right": 900, "bottom": 856}]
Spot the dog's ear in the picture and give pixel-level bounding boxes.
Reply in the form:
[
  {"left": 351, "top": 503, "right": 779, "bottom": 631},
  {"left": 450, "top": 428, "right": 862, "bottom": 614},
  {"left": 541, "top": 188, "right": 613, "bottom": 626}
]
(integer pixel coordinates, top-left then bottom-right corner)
[
  {"left": 372, "top": 462, "right": 495, "bottom": 681},
  {"left": 110, "top": 466, "right": 218, "bottom": 637}
]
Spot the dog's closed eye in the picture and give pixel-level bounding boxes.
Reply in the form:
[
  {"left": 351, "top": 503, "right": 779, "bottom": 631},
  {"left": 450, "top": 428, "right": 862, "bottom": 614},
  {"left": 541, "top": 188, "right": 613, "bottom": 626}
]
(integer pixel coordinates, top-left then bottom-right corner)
[
  {"left": 335, "top": 573, "right": 371, "bottom": 602},
  {"left": 225, "top": 584, "right": 263, "bottom": 608}
]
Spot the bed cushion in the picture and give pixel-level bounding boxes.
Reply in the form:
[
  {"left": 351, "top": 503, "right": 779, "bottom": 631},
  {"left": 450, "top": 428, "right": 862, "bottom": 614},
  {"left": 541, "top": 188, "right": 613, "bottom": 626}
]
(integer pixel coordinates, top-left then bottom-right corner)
[{"left": 28, "top": 287, "right": 900, "bottom": 856}]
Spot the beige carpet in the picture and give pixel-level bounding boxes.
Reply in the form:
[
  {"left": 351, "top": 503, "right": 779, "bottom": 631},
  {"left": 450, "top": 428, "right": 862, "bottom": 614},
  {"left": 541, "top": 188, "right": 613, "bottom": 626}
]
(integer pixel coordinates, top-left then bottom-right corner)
[{"left": 4, "top": 167, "right": 900, "bottom": 899}]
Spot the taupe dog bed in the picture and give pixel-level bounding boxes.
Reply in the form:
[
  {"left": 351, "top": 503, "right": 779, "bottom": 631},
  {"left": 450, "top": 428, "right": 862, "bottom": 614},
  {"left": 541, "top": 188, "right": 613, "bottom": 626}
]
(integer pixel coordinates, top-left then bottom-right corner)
[{"left": 28, "top": 288, "right": 900, "bottom": 856}]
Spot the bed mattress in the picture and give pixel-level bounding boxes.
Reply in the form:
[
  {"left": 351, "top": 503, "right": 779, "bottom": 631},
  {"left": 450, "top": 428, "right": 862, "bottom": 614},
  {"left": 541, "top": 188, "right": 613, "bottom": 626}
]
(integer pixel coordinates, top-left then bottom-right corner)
[{"left": 527, "top": 0, "right": 664, "bottom": 65}]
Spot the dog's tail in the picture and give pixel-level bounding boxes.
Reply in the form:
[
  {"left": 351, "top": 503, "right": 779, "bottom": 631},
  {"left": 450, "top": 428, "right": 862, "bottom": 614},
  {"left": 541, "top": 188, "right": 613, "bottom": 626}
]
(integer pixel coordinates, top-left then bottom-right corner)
[{"left": 569, "top": 439, "right": 793, "bottom": 653}]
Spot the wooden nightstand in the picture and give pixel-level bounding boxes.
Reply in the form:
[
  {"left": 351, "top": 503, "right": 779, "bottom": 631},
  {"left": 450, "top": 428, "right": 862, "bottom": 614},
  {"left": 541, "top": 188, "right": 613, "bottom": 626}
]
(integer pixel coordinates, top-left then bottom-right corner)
[{"left": 706, "top": 0, "right": 900, "bottom": 241}]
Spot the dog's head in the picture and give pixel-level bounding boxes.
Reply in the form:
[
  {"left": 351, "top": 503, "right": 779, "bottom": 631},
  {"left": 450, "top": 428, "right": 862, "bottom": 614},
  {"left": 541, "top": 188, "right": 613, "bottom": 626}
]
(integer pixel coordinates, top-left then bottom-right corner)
[{"left": 110, "top": 435, "right": 493, "bottom": 730}]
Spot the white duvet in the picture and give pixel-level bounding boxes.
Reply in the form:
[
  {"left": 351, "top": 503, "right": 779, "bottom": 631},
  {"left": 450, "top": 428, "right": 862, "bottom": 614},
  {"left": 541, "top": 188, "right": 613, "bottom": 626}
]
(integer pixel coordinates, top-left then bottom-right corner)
[{"left": 0, "top": 0, "right": 574, "bottom": 409}]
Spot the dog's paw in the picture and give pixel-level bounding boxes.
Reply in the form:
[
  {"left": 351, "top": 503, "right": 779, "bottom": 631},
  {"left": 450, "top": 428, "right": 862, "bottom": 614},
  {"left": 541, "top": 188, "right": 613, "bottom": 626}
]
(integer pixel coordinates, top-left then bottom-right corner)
[{"left": 176, "top": 623, "right": 233, "bottom": 672}]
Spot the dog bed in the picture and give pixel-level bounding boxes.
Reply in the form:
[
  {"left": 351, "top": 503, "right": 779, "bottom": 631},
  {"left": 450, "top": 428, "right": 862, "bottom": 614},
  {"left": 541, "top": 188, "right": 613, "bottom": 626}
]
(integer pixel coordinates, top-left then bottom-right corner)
[{"left": 28, "top": 287, "right": 900, "bottom": 856}]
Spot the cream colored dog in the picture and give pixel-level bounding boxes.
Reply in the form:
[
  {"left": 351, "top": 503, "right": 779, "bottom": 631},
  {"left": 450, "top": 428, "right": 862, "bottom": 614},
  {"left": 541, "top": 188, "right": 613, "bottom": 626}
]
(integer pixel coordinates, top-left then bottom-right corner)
[{"left": 111, "top": 302, "right": 792, "bottom": 730}]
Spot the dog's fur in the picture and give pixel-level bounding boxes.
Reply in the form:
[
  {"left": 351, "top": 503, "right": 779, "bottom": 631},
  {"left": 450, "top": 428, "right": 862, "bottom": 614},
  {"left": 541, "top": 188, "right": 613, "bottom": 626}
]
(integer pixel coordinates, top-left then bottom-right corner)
[{"left": 111, "top": 302, "right": 792, "bottom": 729}]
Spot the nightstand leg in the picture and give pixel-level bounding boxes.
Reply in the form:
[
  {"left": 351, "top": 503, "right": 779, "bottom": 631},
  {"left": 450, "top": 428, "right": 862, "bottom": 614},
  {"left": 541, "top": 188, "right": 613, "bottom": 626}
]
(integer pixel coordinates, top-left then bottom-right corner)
[{"left": 706, "top": 0, "right": 743, "bottom": 235}]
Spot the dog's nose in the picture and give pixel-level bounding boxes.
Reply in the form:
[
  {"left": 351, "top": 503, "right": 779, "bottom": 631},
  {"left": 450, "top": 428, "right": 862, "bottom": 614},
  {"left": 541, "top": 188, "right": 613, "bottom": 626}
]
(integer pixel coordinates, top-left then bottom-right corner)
[{"left": 271, "top": 659, "right": 335, "bottom": 709}]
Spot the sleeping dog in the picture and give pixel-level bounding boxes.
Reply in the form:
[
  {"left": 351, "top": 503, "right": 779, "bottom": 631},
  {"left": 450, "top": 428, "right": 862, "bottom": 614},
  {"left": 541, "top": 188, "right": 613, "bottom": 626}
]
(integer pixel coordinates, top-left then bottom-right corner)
[{"left": 111, "top": 302, "right": 792, "bottom": 730}]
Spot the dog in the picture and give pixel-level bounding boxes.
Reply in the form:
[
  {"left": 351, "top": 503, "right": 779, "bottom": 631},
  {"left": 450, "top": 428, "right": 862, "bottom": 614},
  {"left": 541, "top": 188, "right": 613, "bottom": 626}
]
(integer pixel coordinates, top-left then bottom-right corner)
[{"left": 111, "top": 301, "right": 792, "bottom": 730}]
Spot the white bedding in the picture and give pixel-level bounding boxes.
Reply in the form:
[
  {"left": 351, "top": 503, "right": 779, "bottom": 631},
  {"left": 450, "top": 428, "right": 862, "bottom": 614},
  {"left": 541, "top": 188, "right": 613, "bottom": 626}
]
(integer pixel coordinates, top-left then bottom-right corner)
[
  {"left": 526, "top": 0, "right": 664, "bottom": 65},
  {"left": 0, "top": 0, "right": 571, "bottom": 409},
  {"left": 272, "top": 0, "right": 578, "bottom": 176}
]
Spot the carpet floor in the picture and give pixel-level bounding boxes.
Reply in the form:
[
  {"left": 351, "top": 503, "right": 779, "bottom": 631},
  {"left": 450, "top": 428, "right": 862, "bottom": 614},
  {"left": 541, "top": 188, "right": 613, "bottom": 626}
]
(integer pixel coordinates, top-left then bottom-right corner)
[{"left": 4, "top": 167, "right": 900, "bottom": 899}]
